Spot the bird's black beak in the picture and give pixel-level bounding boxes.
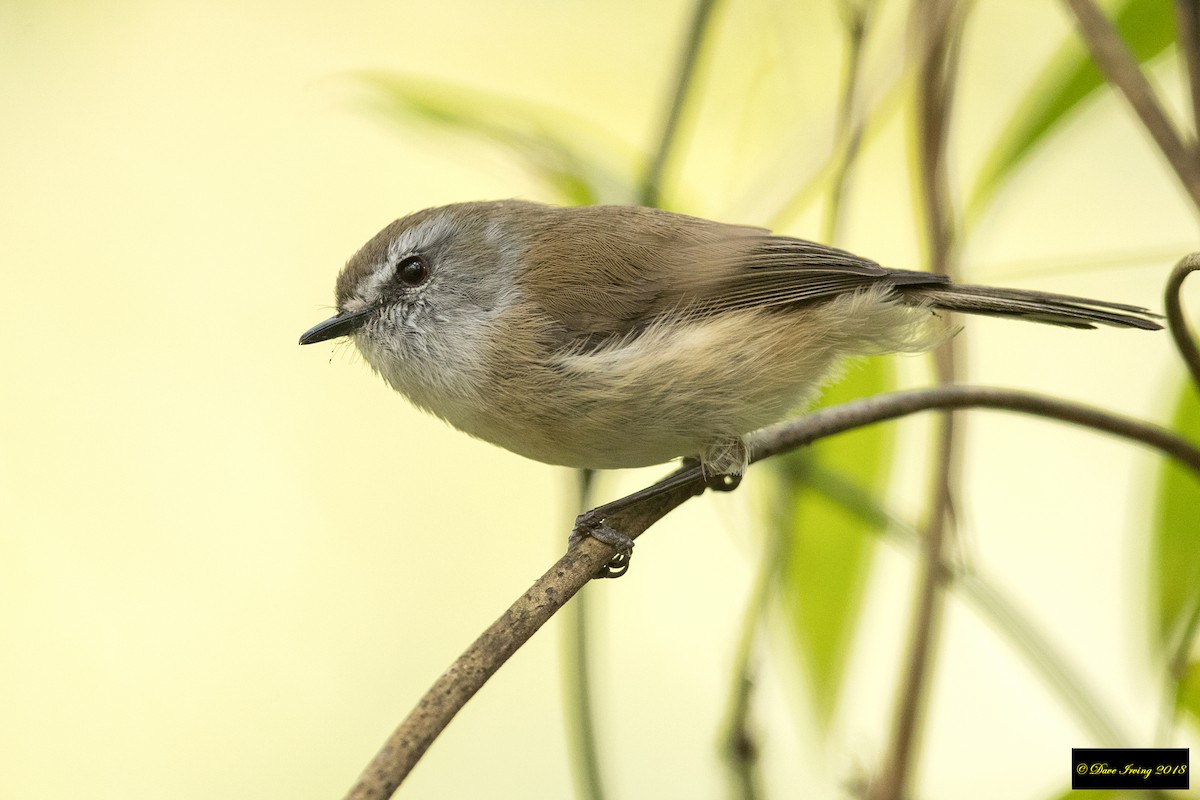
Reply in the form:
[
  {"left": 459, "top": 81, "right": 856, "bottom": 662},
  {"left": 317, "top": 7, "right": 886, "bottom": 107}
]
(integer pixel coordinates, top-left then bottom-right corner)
[{"left": 298, "top": 307, "right": 374, "bottom": 345}]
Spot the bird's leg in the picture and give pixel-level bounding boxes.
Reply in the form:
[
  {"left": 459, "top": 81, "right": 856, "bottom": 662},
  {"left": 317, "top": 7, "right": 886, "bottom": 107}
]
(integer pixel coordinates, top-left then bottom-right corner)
[
  {"left": 699, "top": 436, "right": 747, "bottom": 492},
  {"left": 569, "top": 462, "right": 704, "bottom": 578},
  {"left": 570, "top": 438, "right": 749, "bottom": 578}
]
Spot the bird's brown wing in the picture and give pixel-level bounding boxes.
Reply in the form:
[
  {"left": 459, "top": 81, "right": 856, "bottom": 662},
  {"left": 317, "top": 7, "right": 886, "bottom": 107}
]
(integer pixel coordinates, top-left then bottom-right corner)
[
  {"left": 517, "top": 204, "right": 946, "bottom": 343},
  {"left": 680, "top": 235, "right": 949, "bottom": 313}
]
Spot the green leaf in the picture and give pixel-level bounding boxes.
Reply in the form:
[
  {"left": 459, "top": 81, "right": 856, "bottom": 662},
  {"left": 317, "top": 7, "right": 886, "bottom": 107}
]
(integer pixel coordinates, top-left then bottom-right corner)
[
  {"left": 1152, "top": 381, "right": 1200, "bottom": 647},
  {"left": 1179, "top": 659, "right": 1200, "bottom": 726},
  {"left": 767, "top": 356, "right": 896, "bottom": 728},
  {"left": 352, "top": 72, "right": 637, "bottom": 206},
  {"left": 968, "top": 0, "right": 1176, "bottom": 222}
]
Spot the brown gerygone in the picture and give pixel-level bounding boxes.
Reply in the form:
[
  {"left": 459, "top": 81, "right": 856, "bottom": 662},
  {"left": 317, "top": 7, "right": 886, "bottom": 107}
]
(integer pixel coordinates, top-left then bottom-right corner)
[{"left": 300, "top": 200, "right": 1159, "bottom": 568}]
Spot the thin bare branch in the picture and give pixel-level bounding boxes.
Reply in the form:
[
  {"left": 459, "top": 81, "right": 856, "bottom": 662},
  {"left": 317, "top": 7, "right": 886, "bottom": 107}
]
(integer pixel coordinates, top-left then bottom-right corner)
[
  {"left": 869, "top": 3, "right": 967, "bottom": 798},
  {"left": 718, "top": 474, "right": 793, "bottom": 800},
  {"left": 562, "top": 468, "right": 609, "bottom": 800},
  {"left": 912, "top": 0, "right": 964, "bottom": 278},
  {"left": 751, "top": 385, "right": 1200, "bottom": 472},
  {"left": 765, "top": 67, "right": 909, "bottom": 233},
  {"left": 1175, "top": 0, "right": 1200, "bottom": 140},
  {"left": 341, "top": 384, "right": 1200, "bottom": 799},
  {"left": 822, "top": 0, "right": 879, "bottom": 245},
  {"left": 1166, "top": 252, "right": 1200, "bottom": 390},
  {"left": 1063, "top": 0, "right": 1200, "bottom": 210},
  {"left": 1158, "top": 251, "right": 1200, "bottom": 745},
  {"left": 640, "top": 0, "right": 721, "bottom": 207}
]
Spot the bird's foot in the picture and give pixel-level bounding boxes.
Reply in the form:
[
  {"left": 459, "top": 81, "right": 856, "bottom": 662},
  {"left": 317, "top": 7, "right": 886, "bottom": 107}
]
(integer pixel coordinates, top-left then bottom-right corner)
[{"left": 569, "top": 509, "right": 634, "bottom": 579}]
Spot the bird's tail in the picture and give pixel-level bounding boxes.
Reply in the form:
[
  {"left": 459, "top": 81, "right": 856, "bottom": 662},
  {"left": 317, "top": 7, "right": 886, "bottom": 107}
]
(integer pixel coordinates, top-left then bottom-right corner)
[{"left": 900, "top": 283, "right": 1162, "bottom": 330}]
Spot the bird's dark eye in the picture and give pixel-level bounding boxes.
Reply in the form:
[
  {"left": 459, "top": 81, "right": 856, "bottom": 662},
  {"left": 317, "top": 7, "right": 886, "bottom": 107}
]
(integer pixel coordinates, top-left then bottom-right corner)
[{"left": 396, "top": 255, "right": 429, "bottom": 287}]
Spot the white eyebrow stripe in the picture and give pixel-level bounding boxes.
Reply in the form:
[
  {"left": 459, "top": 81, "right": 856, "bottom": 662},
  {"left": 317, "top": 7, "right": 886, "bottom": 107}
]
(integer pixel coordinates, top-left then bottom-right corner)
[
  {"left": 354, "top": 215, "right": 458, "bottom": 303},
  {"left": 386, "top": 214, "right": 455, "bottom": 261}
]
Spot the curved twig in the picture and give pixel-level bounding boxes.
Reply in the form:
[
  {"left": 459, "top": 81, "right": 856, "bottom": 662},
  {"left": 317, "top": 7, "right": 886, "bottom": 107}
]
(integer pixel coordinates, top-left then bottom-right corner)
[
  {"left": 340, "top": 384, "right": 1200, "bottom": 800},
  {"left": 1166, "top": 253, "right": 1200, "bottom": 390},
  {"left": 752, "top": 385, "right": 1200, "bottom": 472}
]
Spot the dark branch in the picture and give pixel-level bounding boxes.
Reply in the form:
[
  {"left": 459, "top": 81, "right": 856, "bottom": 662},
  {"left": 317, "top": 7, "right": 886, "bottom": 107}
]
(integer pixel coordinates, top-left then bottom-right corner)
[
  {"left": 1175, "top": 0, "right": 1200, "bottom": 141},
  {"left": 1166, "top": 252, "right": 1200, "bottom": 391},
  {"left": 752, "top": 385, "right": 1200, "bottom": 473},
  {"left": 1062, "top": 0, "right": 1200, "bottom": 211},
  {"left": 340, "top": 384, "right": 1200, "bottom": 799}
]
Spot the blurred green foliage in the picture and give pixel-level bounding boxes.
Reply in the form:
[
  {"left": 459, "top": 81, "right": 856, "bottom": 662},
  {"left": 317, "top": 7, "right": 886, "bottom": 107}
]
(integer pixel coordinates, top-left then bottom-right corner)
[
  {"left": 768, "top": 357, "right": 896, "bottom": 726},
  {"left": 969, "top": 0, "right": 1176, "bottom": 222},
  {"left": 356, "top": 72, "right": 637, "bottom": 206}
]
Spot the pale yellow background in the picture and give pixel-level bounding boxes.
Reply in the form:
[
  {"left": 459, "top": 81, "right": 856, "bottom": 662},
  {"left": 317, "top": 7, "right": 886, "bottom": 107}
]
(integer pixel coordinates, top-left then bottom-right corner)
[{"left": 2, "top": 1, "right": 1196, "bottom": 798}]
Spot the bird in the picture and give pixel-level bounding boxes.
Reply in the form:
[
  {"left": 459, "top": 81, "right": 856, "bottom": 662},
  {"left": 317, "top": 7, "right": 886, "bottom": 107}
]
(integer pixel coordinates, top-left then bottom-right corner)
[{"left": 300, "top": 199, "right": 1160, "bottom": 572}]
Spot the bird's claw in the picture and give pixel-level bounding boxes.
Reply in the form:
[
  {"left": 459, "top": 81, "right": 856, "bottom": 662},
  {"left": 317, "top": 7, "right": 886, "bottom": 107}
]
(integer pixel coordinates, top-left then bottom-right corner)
[
  {"left": 705, "top": 471, "right": 742, "bottom": 492},
  {"left": 570, "top": 512, "right": 634, "bottom": 579}
]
